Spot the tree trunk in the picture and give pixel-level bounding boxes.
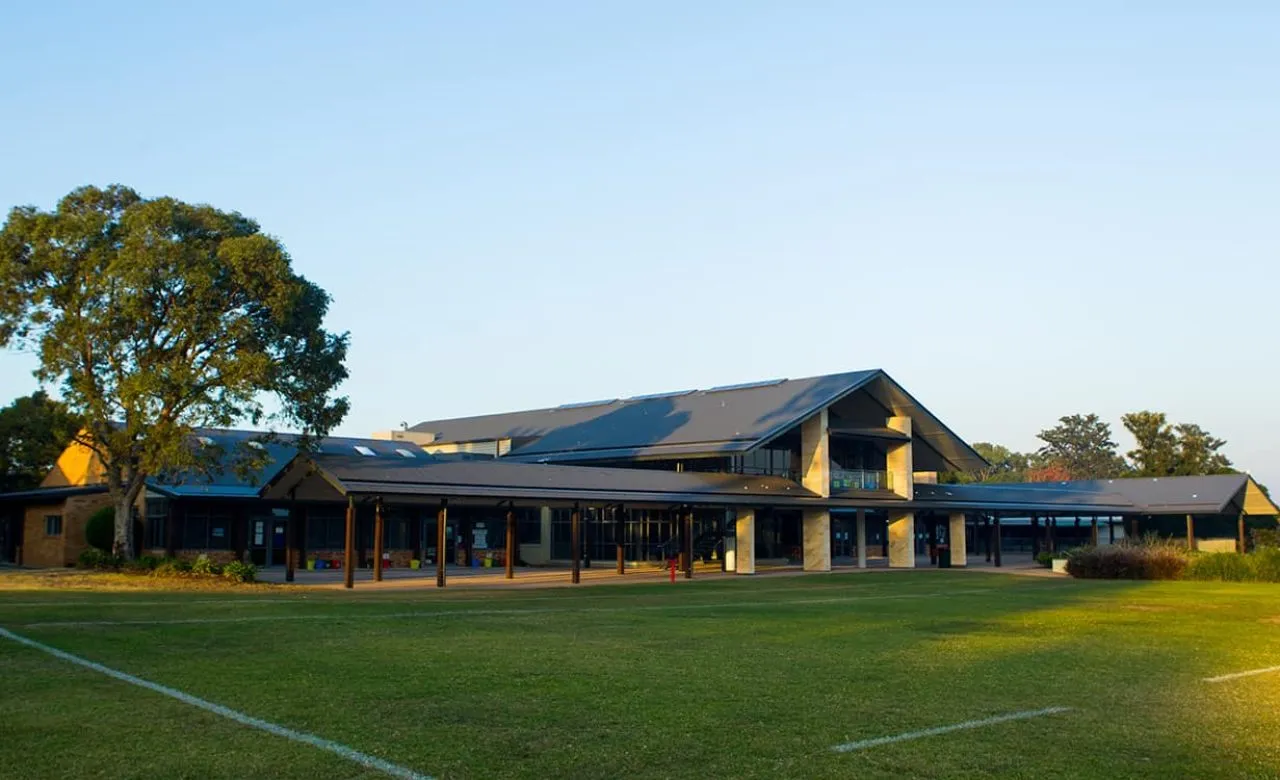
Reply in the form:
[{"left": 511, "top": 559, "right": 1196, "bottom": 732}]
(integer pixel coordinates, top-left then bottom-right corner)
[{"left": 113, "top": 497, "right": 134, "bottom": 559}]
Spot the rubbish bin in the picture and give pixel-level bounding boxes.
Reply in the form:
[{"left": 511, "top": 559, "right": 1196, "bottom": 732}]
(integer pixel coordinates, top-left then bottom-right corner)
[{"left": 936, "top": 544, "right": 951, "bottom": 568}]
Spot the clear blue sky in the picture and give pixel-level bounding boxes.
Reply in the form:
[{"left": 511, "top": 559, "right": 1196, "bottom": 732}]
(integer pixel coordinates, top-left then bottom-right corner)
[{"left": 2, "top": 2, "right": 1277, "bottom": 486}]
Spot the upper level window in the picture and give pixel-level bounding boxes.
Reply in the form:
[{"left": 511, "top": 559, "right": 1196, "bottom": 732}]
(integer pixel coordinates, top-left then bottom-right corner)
[{"left": 45, "top": 515, "right": 63, "bottom": 537}]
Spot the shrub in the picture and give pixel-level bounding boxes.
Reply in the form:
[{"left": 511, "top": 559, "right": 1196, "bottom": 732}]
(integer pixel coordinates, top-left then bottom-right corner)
[
  {"left": 221, "top": 560, "right": 257, "bottom": 583},
  {"left": 1251, "top": 527, "right": 1280, "bottom": 550},
  {"left": 1066, "top": 540, "right": 1189, "bottom": 580},
  {"left": 84, "top": 507, "right": 115, "bottom": 551},
  {"left": 1252, "top": 547, "right": 1280, "bottom": 582},
  {"left": 76, "top": 548, "right": 121, "bottom": 570},
  {"left": 1183, "top": 552, "right": 1251, "bottom": 582},
  {"left": 152, "top": 559, "right": 192, "bottom": 578},
  {"left": 1035, "top": 551, "right": 1054, "bottom": 568},
  {"left": 191, "top": 556, "right": 222, "bottom": 576}
]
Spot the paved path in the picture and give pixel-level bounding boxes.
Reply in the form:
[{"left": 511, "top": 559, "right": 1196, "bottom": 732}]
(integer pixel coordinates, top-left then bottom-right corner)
[{"left": 256, "top": 553, "right": 1057, "bottom": 590}]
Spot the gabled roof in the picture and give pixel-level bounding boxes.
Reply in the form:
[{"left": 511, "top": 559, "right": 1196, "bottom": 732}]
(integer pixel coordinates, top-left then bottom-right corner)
[
  {"left": 145, "top": 429, "right": 432, "bottom": 499},
  {"left": 1001, "top": 474, "right": 1277, "bottom": 516},
  {"left": 410, "top": 369, "right": 987, "bottom": 471},
  {"left": 914, "top": 474, "right": 1279, "bottom": 516}
]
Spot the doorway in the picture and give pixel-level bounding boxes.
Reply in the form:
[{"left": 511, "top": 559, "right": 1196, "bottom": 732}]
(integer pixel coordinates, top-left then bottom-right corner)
[{"left": 249, "top": 515, "right": 289, "bottom": 567}]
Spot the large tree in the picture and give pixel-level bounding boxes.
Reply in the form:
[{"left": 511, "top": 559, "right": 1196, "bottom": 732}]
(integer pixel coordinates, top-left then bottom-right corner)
[
  {"left": 0, "top": 185, "right": 349, "bottom": 556},
  {"left": 0, "top": 391, "right": 81, "bottom": 492},
  {"left": 1036, "top": 413, "right": 1127, "bottom": 480},
  {"left": 1122, "top": 411, "right": 1233, "bottom": 476}
]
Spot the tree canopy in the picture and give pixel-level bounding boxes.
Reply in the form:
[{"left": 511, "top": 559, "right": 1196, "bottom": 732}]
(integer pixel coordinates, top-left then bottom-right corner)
[
  {"left": 1036, "top": 413, "right": 1127, "bottom": 480},
  {"left": 1122, "top": 411, "right": 1233, "bottom": 477},
  {"left": 0, "top": 391, "right": 81, "bottom": 492},
  {"left": 0, "top": 185, "right": 350, "bottom": 554}
]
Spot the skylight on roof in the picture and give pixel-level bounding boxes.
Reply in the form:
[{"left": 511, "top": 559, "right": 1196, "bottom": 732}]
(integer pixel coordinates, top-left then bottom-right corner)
[
  {"left": 556, "top": 399, "right": 617, "bottom": 410},
  {"left": 196, "top": 436, "right": 215, "bottom": 446},
  {"left": 704, "top": 378, "right": 787, "bottom": 394},
  {"left": 626, "top": 389, "right": 696, "bottom": 402},
  {"left": 353, "top": 445, "right": 377, "bottom": 456},
  {"left": 395, "top": 448, "right": 417, "bottom": 459},
  {"left": 247, "top": 441, "right": 265, "bottom": 450}
]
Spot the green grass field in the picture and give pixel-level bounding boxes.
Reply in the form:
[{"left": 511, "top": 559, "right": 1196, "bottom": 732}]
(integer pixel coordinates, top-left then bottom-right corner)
[{"left": 2, "top": 571, "right": 1278, "bottom": 779}]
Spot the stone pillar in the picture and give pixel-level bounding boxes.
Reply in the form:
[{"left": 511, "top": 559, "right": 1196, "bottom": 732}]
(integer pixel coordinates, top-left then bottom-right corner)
[
  {"left": 800, "top": 409, "right": 831, "bottom": 572},
  {"left": 735, "top": 509, "right": 755, "bottom": 575},
  {"left": 855, "top": 509, "right": 867, "bottom": 569},
  {"left": 803, "top": 509, "right": 831, "bottom": 572},
  {"left": 885, "top": 416, "right": 913, "bottom": 499},
  {"left": 888, "top": 511, "right": 915, "bottom": 568},
  {"left": 948, "top": 511, "right": 966, "bottom": 567}
]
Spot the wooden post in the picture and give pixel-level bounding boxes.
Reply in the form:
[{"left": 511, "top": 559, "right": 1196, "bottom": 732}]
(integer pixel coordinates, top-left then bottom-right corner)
[
  {"left": 583, "top": 507, "right": 592, "bottom": 569},
  {"left": 1109, "top": 516, "right": 1115, "bottom": 544},
  {"left": 1045, "top": 515, "right": 1054, "bottom": 553},
  {"left": 343, "top": 495, "right": 355, "bottom": 590},
  {"left": 571, "top": 504, "right": 581, "bottom": 584},
  {"left": 615, "top": 505, "right": 625, "bottom": 575},
  {"left": 983, "top": 516, "right": 991, "bottom": 562},
  {"left": 373, "top": 499, "right": 385, "bottom": 582},
  {"left": 683, "top": 509, "right": 693, "bottom": 580},
  {"left": 1091, "top": 516, "right": 1098, "bottom": 546},
  {"left": 1130, "top": 516, "right": 1140, "bottom": 541},
  {"left": 1238, "top": 513, "right": 1246, "bottom": 554},
  {"left": 1030, "top": 515, "right": 1040, "bottom": 557},
  {"left": 165, "top": 500, "right": 177, "bottom": 558},
  {"left": 285, "top": 498, "right": 297, "bottom": 584},
  {"left": 1186, "top": 514, "right": 1195, "bottom": 551},
  {"left": 436, "top": 499, "right": 448, "bottom": 588},
  {"left": 993, "top": 515, "right": 1002, "bottom": 567},
  {"left": 505, "top": 507, "right": 515, "bottom": 580}
]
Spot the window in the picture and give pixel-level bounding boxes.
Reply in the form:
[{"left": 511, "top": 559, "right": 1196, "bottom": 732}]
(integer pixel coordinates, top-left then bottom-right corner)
[
  {"left": 306, "top": 511, "right": 347, "bottom": 550},
  {"left": 181, "top": 506, "right": 232, "bottom": 549},
  {"left": 45, "top": 514, "right": 63, "bottom": 537},
  {"left": 518, "top": 509, "right": 542, "bottom": 544},
  {"left": 395, "top": 448, "right": 417, "bottom": 459},
  {"left": 353, "top": 445, "right": 376, "bottom": 456},
  {"left": 145, "top": 497, "right": 169, "bottom": 549}
]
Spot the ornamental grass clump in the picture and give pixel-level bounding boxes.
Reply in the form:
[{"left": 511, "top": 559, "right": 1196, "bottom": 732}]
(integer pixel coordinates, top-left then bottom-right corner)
[{"left": 1066, "top": 536, "right": 1189, "bottom": 580}]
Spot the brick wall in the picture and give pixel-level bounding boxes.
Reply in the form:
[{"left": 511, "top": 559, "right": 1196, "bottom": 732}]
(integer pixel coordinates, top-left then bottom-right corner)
[{"left": 22, "top": 494, "right": 113, "bottom": 567}]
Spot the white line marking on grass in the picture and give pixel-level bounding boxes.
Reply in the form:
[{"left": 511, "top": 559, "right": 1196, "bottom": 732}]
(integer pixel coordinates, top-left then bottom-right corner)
[
  {"left": 20, "top": 589, "right": 993, "bottom": 629},
  {"left": 832, "top": 707, "right": 1073, "bottom": 753},
  {"left": 1203, "top": 665, "right": 1280, "bottom": 684},
  {"left": 0, "top": 627, "right": 432, "bottom": 780}
]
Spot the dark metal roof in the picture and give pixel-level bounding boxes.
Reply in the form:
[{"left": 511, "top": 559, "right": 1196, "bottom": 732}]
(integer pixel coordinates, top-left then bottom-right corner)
[
  {"left": 411, "top": 369, "right": 988, "bottom": 471},
  {"left": 267, "top": 453, "right": 820, "bottom": 506},
  {"left": 145, "top": 428, "right": 435, "bottom": 499},
  {"left": 914, "top": 474, "right": 1279, "bottom": 516},
  {"left": 912, "top": 483, "right": 1134, "bottom": 513}
]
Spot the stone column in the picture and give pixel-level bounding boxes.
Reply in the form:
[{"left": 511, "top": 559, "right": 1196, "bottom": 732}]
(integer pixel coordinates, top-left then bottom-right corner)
[
  {"left": 888, "top": 511, "right": 915, "bottom": 568},
  {"left": 885, "top": 416, "right": 914, "bottom": 499},
  {"left": 948, "top": 511, "right": 967, "bottom": 567},
  {"left": 735, "top": 509, "right": 756, "bottom": 575},
  {"left": 855, "top": 508, "right": 867, "bottom": 569},
  {"left": 802, "top": 509, "right": 831, "bottom": 572},
  {"left": 799, "top": 409, "right": 831, "bottom": 572}
]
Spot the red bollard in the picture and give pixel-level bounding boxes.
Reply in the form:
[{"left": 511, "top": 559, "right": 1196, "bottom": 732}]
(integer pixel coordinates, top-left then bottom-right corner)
[{"left": 669, "top": 557, "right": 677, "bottom": 583}]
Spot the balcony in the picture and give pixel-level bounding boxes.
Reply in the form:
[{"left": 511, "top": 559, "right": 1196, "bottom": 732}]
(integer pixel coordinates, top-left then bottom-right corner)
[{"left": 830, "top": 468, "right": 891, "bottom": 494}]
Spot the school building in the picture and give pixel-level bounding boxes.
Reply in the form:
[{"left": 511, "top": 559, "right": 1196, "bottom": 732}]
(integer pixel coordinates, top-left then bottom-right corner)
[{"left": 2, "top": 369, "right": 1276, "bottom": 584}]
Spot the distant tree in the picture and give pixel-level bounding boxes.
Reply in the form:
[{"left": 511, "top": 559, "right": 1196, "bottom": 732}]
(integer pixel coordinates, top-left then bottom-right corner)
[
  {"left": 1025, "top": 460, "right": 1073, "bottom": 483},
  {"left": 944, "top": 442, "right": 1032, "bottom": 484},
  {"left": 1122, "top": 411, "right": 1233, "bottom": 476},
  {"left": 0, "top": 185, "right": 350, "bottom": 557},
  {"left": 1036, "top": 414, "right": 1127, "bottom": 480},
  {"left": 0, "top": 391, "right": 81, "bottom": 491}
]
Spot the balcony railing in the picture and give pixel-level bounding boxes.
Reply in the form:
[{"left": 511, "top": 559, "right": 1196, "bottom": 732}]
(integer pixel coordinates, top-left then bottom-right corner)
[{"left": 830, "top": 468, "right": 891, "bottom": 494}]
